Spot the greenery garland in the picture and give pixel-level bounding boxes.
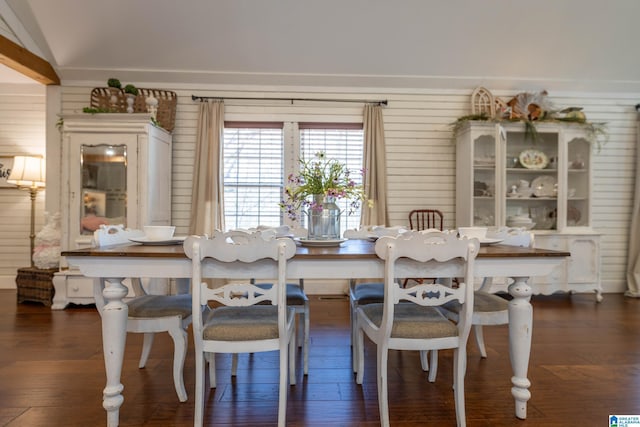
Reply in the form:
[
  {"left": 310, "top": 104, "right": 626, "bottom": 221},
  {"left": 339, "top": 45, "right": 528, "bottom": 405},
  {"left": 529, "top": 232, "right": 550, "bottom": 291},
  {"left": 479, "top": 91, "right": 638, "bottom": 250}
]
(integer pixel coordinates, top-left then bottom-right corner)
[{"left": 450, "top": 112, "right": 608, "bottom": 152}]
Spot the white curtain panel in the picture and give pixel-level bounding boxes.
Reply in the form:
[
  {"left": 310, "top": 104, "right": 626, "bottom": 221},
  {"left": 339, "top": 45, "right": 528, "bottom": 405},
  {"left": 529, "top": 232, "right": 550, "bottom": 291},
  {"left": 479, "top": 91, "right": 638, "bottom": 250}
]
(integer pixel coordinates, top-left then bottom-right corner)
[
  {"left": 189, "top": 100, "right": 225, "bottom": 235},
  {"left": 626, "top": 113, "right": 640, "bottom": 297},
  {"left": 361, "top": 104, "right": 388, "bottom": 226}
]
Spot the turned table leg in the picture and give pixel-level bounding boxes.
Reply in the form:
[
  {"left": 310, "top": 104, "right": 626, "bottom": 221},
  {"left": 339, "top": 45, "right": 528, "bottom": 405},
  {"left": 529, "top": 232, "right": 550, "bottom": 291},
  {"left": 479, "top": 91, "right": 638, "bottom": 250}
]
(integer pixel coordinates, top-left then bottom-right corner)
[
  {"left": 508, "top": 276, "right": 533, "bottom": 420},
  {"left": 101, "top": 278, "right": 129, "bottom": 427}
]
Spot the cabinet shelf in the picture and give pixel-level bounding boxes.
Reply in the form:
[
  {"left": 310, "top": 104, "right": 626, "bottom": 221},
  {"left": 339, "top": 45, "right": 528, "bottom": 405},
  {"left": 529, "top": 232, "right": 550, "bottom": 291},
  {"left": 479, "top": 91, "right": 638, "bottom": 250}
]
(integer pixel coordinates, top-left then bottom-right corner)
[
  {"left": 506, "top": 168, "right": 557, "bottom": 173},
  {"left": 506, "top": 197, "right": 557, "bottom": 201}
]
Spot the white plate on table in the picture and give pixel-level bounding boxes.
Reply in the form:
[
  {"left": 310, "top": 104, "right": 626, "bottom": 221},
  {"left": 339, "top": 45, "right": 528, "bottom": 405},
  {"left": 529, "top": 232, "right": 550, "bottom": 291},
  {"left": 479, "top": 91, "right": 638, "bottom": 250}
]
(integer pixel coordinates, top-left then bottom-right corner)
[
  {"left": 129, "top": 236, "right": 186, "bottom": 245},
  {"left": 479, "top": 238, "right": 504, "bottom": 246},
  {"left": 297, "top": 238, "right": 346, "bottom": 247}
]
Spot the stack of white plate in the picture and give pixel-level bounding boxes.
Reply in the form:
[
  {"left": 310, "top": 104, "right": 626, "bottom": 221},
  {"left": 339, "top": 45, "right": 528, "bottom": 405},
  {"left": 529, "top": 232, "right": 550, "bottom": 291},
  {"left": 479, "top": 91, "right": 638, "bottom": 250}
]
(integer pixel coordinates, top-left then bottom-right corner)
[{"left": 506, "top": 215, "right": 535, "bottom": 230}]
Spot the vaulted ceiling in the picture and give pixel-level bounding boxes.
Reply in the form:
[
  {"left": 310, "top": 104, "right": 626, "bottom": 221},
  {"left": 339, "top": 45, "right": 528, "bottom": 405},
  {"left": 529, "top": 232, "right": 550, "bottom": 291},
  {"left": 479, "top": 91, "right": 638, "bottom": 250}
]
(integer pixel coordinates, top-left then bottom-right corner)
[{"left": 2, "top": 0, "right": 640, "bottom": 93}]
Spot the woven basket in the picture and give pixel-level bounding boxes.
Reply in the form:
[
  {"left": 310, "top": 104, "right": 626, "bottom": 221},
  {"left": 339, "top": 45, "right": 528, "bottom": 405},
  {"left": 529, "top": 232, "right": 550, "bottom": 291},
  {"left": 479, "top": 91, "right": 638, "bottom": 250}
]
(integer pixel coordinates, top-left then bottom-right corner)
[
  {"left": 90, "top": 87, "right": 178, "bottom": 132},
  {"left": 16, "top": 267, "right": 58, "bottom": 306}
]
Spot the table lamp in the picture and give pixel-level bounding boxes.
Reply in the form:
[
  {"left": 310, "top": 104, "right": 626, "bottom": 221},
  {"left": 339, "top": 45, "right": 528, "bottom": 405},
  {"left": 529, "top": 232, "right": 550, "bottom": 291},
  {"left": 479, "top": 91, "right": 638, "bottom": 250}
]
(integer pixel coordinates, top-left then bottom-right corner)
[{"left": 8, "top": 156, "right": 46, "bottom": 267}]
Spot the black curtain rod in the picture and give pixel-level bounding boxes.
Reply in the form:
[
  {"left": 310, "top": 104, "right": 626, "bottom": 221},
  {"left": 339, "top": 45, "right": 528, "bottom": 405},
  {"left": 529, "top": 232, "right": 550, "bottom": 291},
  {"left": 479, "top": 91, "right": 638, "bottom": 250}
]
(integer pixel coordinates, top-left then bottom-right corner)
[{"left": 191, "top": 94, "right": 387, "bottom": 106}]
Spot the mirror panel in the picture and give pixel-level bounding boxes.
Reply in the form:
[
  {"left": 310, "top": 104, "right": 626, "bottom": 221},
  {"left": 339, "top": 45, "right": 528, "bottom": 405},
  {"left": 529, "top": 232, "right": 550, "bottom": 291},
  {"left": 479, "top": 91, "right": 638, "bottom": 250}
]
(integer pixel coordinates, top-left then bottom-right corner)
[{"left": 80, "top": 144, "right": 127, "bottom": 234}]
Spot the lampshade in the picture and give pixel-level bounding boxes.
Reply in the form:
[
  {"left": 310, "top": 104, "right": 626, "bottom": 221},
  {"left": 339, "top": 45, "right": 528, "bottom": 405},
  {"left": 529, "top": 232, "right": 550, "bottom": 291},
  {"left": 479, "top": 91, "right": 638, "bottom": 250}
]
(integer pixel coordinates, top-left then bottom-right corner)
[{"left": 8, "top": 156, "right": 46, "bottom": 189}]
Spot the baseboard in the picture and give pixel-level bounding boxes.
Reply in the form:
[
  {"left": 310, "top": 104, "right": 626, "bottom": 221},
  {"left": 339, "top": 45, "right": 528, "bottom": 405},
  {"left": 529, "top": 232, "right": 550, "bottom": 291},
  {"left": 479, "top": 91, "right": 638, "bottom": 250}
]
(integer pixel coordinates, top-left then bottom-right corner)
[
  {"left": 0, "top": 275, "right": 17, "bottom": 289},
  {"left": 299, "top": 279, "right": 349, "bottom": 295}
]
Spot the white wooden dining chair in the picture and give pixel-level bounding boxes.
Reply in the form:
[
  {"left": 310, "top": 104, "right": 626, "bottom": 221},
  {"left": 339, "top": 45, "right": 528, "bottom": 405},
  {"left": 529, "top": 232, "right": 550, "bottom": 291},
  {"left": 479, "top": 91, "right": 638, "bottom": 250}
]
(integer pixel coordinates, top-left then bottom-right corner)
[
  {"left": 253, "top": 278, "right": 310, "bottom": 375},
  {"left": 344, "top": 227, "right": 409, "bottom": 326},
  {"left": 250, "top": 226, "right": 310, "bottom": 375},
  {"left": 344, "top": 226, "right": 402, "bottom": 366},
  {"left": 184, "top": 231, "right": 297, "bottom": 427},
  {"left": 93, "top": 224, "right": 192, "bottom": 402},
  {"left": 354, "top": 231, "right": 479, "bottom": 427},
  {"left": 441, "top": 227, "right": 532, "bottom": 358}
]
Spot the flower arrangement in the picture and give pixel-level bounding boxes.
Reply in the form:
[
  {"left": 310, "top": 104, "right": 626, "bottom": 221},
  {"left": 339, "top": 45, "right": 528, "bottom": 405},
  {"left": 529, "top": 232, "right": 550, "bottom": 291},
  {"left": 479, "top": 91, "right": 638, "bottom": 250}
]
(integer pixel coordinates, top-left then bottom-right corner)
[{"left": 280, "top": 152, "right": 367, "bottom": 221}]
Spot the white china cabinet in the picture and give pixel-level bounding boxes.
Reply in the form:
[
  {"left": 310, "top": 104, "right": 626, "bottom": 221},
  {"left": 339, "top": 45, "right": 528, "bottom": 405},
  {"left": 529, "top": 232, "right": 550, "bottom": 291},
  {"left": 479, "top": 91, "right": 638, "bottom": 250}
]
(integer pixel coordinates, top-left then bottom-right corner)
[
  {"left": 456, "top": 121, "right": 602, "bottom": 301},
  {"left": 52, "top": 114, "right": 172, "bottom": 309}
]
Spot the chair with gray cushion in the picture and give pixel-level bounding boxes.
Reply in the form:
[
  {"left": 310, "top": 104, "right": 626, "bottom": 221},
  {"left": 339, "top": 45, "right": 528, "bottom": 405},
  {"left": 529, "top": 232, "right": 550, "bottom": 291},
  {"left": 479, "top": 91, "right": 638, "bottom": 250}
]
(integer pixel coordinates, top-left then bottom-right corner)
[
  {"left": 185, "top": 231, "right": 297, "bottom": 427},
  {"left": 95, "top": 281, "right": 192, "bottom": 402},
  {"left": 441, "top": 227, "right": 531, "bottom": 359},
  {"left": 343, "top": 227, "right": 387, "bottom": 367},
  {"left": 344, "top": 227, "right": 408, "bottom": 337},
  {"left": 354, "top": 230, "right": 479, "bottom": 427},
  {"left": 93, "top": 225, "right": 191, "bottom": 402},
  {"left": 441, "top": 288, "right": 509, "bottom": 358},
  {"left": 254, "top": 279, "right": 310, "bottom": 375}
]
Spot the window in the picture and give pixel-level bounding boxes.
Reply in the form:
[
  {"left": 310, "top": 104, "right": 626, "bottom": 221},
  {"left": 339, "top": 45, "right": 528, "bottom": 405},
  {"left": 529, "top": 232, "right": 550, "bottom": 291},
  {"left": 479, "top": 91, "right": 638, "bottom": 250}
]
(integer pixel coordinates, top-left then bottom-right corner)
[
  {"left": 299, "top": 124, "right": 364, "bottom": 233},
  {"left": 223, "top": 124, "right": 283, "bottom": 230},
  {"left": 223, "top": 122, "right": 364, "bottom": 234}
]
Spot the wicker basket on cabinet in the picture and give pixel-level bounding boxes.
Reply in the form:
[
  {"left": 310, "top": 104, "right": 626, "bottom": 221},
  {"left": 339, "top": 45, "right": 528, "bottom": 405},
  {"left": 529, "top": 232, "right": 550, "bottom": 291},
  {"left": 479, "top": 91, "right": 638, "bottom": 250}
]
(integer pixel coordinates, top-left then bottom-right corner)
[{"left": 89, "top": 87, "right": 177, "bottom": 132}]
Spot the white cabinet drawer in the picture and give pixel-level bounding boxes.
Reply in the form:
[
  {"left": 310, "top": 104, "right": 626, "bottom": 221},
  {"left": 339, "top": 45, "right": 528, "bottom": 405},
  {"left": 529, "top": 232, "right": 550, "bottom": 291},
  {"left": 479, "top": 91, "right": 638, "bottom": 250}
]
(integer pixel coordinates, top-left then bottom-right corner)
[{"left": 66, "top": 276, "right": 94, "bottom": 297}]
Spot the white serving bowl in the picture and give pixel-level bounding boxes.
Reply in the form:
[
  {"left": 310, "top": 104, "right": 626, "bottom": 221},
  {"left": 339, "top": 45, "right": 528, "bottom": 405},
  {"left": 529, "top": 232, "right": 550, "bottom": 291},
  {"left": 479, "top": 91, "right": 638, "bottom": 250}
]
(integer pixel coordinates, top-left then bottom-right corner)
[
  {"left": 144, "top": 225, "right": 175, "bottom": 240},
  {"left": 458, "top": 226, "right": 487, "bottom": 240}
]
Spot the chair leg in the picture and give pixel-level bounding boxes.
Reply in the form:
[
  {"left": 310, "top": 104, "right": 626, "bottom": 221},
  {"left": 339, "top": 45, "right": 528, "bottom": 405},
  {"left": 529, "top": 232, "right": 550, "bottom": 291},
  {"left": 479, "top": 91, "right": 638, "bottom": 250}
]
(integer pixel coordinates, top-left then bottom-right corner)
[
  {"left": 350, "top": 301, "right": 356, "bottom": 350},
  {"left": 428, "top": 350, "right": 438, "bottom": 383},
  {"left": 167, "top": 326, "right": 188, "bottom": 402},
  {"left": 138, "top": 332, "right": 155, "bottom": 368},
  {"left": 208, "top": 353, "right": 216, "bottom": 388},
  {"left": 194, "top": 350, "right": 206, "bottom": 427},
  {"left": 303, "top": 306, "right": 310, "bottom": 375},
  {"left": 473, "top": 324, "right": 488, "bottom": 358},
  {"left": 453, "top": 348, "right": 467, "bottom": 427},
  {"left": 419, "top": 350, "right": 429, "bottom": 371},
  {"left": 296, "top": 312, "right": 302, "bottom": 348},
  {"left": 289, "top": 328, "right": 296, "bottom": 385},
  {"left": 351, "top": 313, "right": 358, "bottom": 375},
  {"left": 231, "top": 353, "right": 238, "bottom": 376},
  {"left": 377, "top": 345, "right": 390, "bottom": 427},
  {"left": 278, "top": 343, "right": 289, "bottom": 426},
  {"left": 355, "top": 324, "right": 365, "bottom": 385}
]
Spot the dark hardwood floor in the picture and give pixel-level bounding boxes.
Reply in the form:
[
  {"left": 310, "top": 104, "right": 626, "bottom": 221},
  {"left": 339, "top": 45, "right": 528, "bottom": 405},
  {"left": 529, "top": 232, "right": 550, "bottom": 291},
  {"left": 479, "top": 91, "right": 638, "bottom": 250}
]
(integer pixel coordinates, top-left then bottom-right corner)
[{"left": 1, "top": 289, "right": 639, "bottom": 426}]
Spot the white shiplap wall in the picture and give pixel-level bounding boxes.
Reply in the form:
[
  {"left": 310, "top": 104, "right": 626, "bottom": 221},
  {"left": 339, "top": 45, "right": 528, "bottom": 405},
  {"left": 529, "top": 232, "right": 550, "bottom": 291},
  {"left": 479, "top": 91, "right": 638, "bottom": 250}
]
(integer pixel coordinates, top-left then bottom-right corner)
[
  {"left": 57, "top": 84, "right": 638, "bottom": 294},
  {"left": 0, "top": 84, "right": 46, "bottom": 287}
]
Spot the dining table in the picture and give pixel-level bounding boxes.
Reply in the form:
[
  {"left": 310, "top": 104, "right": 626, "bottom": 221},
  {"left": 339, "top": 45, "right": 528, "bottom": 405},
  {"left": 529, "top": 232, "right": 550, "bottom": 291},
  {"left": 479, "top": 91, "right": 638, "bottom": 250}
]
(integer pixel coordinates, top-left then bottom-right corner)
[{"left": 62, "top": 238, "right": 570, "bottom": 427}]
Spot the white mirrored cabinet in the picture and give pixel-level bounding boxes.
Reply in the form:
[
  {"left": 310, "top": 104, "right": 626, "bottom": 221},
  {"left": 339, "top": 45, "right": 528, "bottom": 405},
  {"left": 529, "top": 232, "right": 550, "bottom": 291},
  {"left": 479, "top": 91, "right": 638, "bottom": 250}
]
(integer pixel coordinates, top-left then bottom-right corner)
[{"left": 53, "top": 114, "right": 172, "bottom": 309}]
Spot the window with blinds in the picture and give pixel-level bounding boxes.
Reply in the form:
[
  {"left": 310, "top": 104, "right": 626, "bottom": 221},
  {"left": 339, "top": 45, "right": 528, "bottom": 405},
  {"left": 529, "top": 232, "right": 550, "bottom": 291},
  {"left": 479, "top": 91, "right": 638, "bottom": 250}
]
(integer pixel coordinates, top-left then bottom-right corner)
[
  {"left": 223, "top": 122, "right": 364, "bottom": 233},
  {"left": 223, "top": 124, "right": 283, "bottom": 229}
]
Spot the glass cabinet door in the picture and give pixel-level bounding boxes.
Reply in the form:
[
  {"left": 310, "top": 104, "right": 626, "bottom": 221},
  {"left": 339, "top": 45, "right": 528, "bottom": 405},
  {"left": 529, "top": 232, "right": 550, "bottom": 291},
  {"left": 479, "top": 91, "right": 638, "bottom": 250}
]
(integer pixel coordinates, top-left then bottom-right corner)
[
  {"left": 504, "top": 129, "right": 559, "bottom": 231},
  {"left": 472, "top": 133, "right": 497, "bottom": 226},
  {"left": 567, "top": 137, "right": 590, "bottom": 227}
]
